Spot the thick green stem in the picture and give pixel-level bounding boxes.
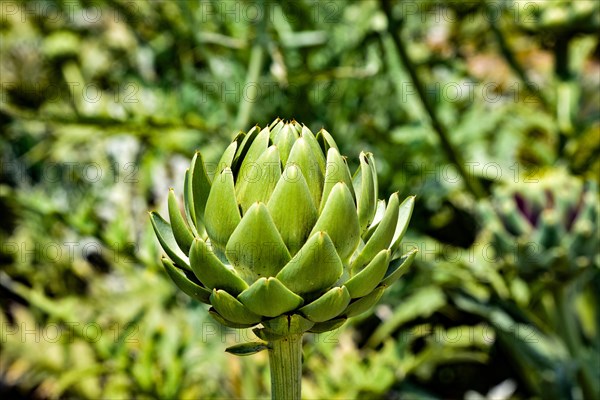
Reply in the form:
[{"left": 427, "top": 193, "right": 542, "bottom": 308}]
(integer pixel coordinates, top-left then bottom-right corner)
[{"left": 268, "top": 334, "right": 303, "bottom": 400}]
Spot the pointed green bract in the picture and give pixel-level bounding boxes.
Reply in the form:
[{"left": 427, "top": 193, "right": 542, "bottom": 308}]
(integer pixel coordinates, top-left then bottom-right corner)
[
  {"left": 310, "top": 182, "right": 360, "bottom": 262},
  {"left": 390, "top": 196, "right": 415, "bottom": 256},
  {"left": 286, "top": 137, "right": 324, "bottom": 209},
  {"left": 215, "top": 141, "right": 238, "bottom": 177},
  {"left": 301, "top": 126, "right": 326, "bottom": 174},
  {"left": 308, "top": 318, "right": 347, "bottom": 333},
  {"left": 345, "top": 249, "right": 390, "bottom": 298},
  {"left": 238, "top": 277, "right": 304, "bottom": 317},
  {"left": 299, "top": 286, "right": 351, "bottom": 322},
  {"left": 354, "top": 152, "right": 377, "bottom": 233},
  {"left": 190, "top": 152, "right": 212, "bottom": 229},
  {"left": 267, "top": 165, "right": 318, "bottom": 255},
  {"left": 210, "top": 289, "right": 261, "bottom": 325},
  {"left": 161, "top": 258, "right": 210, "bottom": 303},
  {"left": 232, "top": 126, "right": 258, "bottom": 173},
  {"left": 261, "top": 314, "right": 314, "bottom": 336},
  {"left": 204, "top": 168, "right": 241, "bottom": 251},
  {"left": 316, "top": 128, "right": 339, "bottom": 153},
  {"left": 183, "top": 169, "right": 197, "bottom": 231},
  {"left": 343, "top": 286, "right": 385, "bottom": 318},
  {"left": 273, "top": 124, "right": 298, "bottom": 166},
  {"left": 168, "top": 189, "right": 194, "bottom": 253},
  {"left": 226, "top": 202, "right": 291, "bottom": 281},
  {"left": 321, "top": 148, "right": 355, "bottom": 210},
  {"left": 150, "top": 212, "right": 191, "bottom": 270},
  {"left": 352, "top": 193, "right": 400, "bottom": 273},
  {"left": 381, "top": 248, "right": 417, "bottom": 286},
  {"left": 236, "top": 145, "right": 281, "bottom": 213},
  {"left": 236, "top": 126, "right": 270, "bottom": 178},
  {"left": 209, "top": 309, "right": 256, "bottom": 329},
  {"left": 277, "top": 231, "right": 343, "bottom": 296},
  {"left": 189, "top": 238, "right": 248, "bottom": 296}
]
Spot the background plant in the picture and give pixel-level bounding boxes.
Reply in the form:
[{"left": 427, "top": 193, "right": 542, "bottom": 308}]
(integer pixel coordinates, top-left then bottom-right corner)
[{"left": 1, "top": 1, "right": 598, "bottom": 399}]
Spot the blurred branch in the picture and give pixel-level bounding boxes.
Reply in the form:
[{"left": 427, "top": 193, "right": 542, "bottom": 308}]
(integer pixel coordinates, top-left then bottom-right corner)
[
  {"left": 380, "top": 0, "right": 487, "bottom": 199},
  {"left": 486, "top": 5, "right": 550, "bottom": 110}
]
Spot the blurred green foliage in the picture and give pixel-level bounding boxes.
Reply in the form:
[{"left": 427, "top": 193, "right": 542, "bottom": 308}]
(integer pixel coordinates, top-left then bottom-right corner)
[{"left": 1, "top": 0, "right": 598, "bottom": 399}]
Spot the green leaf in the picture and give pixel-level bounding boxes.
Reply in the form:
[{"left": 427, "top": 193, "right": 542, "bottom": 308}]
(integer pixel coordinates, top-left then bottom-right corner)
[
  {"left": 210, "top": 289, "right": 261, "bottom": 325},
  {"left": 381, "top": 248, "right": 417, "bottom": 286},
  {"left": 209, "top": 309, "right": 257, "bottom": 329},
  {"left": 390, "top": 196, "right": 415, "bottom": 257},
  {"left": 316, "top": 128, "right": 339, "bottom": 153},
  {"left": 272, "top": 123, "right": 298, "bottom": 166},
  {"left": 225, "top": 342, "right": 269, "bottom": 356},
  {"left": 299, "top": 286, "right": 351, "bottom": 322},
  {"left": 351, "top": 192, "right": 399, "bottom": 273},
  {"left": 354, "top": 152, "right": 377, "bottom": 233},
  {"left": 321, "top": 148, "right": 355, "bottom": 210},
  {"left": 236, "top": 145, "right": 281, "bottom": 214},
  {"left": 204, "top": 168, "right": 241, "bottom": 251},
  {"left": 183, "top": 169, "right": 198, "bottom": 232},
  {"left": 277, "top": 231, "right": 343, "bottom": 296},
  {"left": 238, "top": 277, "right": 304, "bottom": 317},
  {"left": 308, "top": 318, "right": 347, "bottom": 333},
  {"left": 236, "top": 126, "right": 270, "bottom": 179},
  {"left": 150, "top": 212, "right": 191, "bottom": 270},
  {"left": 226, "top": 202, "right": 291, "bottom": 280},
  {"left": 286, "top": 136, "right": 324, "bottom": 209},
  {"left": 190, "top": 152, "right": 212, "bottom": 228},
  {"left": 232, "top": 125, "right": 259, "bottom": 173},
  {"left": 215, "top": 141, "right": 238, "bottom": 177},
  {"left": 267, "top": 165, "right": 318, "bottom": 255},
  {"left": 189, "top": 238, "right": 248, "bottom": 296},
  {"left": 344, "top": 249, "right": 390, "bottom": 298},
  {"left": 342, "top": 286, "right": 385, "bottom": 318},
  {"left": 161, "top": 258, "right": 210, "bottom": 303},
  {"left": 309, "top": 182, "right": 360, "bottom": 262},
  {"left": 168, "top": 189, "right": 194, "bottom": 253},
  {"left": 301, "top": 125, "right": 326, "bottom": 174}
]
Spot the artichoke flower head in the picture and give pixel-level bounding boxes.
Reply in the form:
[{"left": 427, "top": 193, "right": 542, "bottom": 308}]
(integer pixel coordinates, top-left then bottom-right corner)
[{"left": 151, "top": 119, "right": 416, "bottom": 339}]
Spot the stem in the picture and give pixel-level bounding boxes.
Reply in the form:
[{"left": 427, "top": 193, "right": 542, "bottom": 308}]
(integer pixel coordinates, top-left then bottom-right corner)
[
  {"left": 268, "top": 334, "right": 303, "bottom": 400},
  {"left": 380, "top": 0, "right": 487, "bottom": 200}
]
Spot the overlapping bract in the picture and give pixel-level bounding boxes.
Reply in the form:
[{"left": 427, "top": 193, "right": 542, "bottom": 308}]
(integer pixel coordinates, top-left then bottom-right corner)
[{"left": 150, "top": 119, "right": 416, "bottom": 335}]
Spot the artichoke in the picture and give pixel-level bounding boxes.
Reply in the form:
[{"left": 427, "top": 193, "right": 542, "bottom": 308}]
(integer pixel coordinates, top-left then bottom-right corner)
[
  {"left": 150, "top": 119, "right": 416, "bottom": 339},
  {"left": 480, "top": 169, "right": 598, "bottom": 283}
]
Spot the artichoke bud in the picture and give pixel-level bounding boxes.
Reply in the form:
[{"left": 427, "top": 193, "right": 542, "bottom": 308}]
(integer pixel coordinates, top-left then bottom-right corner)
[
  {"left": 480, "top": 169, "right": 599, "bottom": 281},
  {"left": 150, "top": 120, "right": 417, "bottom": 340}
]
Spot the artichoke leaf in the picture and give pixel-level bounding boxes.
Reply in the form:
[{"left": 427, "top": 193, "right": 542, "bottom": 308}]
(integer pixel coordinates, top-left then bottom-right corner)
[
  {"left": 215, "top": 141, "right": 238, "bottom": 177},
  {"left": 161, "top": 258, "right": 210, "bottom": 303},
  {"left": 321, "top": 147, "right": 355, "bottom": 210},
  {"left": 168, "top": 189, "right": 194, "bottom": 253},
  {"left": 225, "top": 341, "right": 269, "bottom": 356},
  {"left": 204, "top": 168, "right": 241, "bottom": 251},
  {"left": 286, "top": 136, "right": 324, "bottom": 209},
  {"left": 150, "top": 212, "right": 191, "bottom": 270},
  {"left": 308, "top": 318, "right": 347, "bottom": 333},
  {"left": 342, "top": 286, "right": 385, "bottom": 318},
  {"left": 344, "top": 249, "right": 390, "bottom": 298},
  {"left": 299, "top": 286, "right": 351, "bottom": 322},
  {"left": 354, "top": 152, "right": 377, "bottom": 233},
  {"left": 238, "top": 277, "right": 304, "bottom": 317},
  {"left": 267, "top": 165, "right": 318, "bottom": 256},
  {"left": 351, "top": 192, "right": 399, "bottom": 273},
  {"left": 309, "top": 182, "right": 360, "bottom": 262},
  {"left": 301, "top": 126, "right": 326, "bottom": 173},
  {"left": 209, "top": 309, "right": 257, "bottom": 329},
  {"left": 236, "top": 145, "right": 281, "bottom": 214},
  {"left": 277, "top": 231, "right": 343, "bottom": 296},
  {"left": 389, "top": 196, "right": 415, "bottom": 257},
  {"left": 190, "top": 238, "right": 248, "bottom": 296},
  {"left": 381, "top": 248, "right": 417, "bottom": 286},
  {"left": 261, "top": 314, "right": 314, "bottom": 336},
  {"left": 226, "top": 202, "right": 291, "bottom": 281},
  {"left": 190, "top": 152, "right": 212, "bottom": 228},
  {"left": 210, "top": 289, "right": 262, "bottom": 325}
]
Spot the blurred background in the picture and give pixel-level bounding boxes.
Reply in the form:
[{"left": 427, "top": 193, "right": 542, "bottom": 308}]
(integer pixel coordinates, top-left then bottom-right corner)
[{"left": 1, "top": 0, "right": 599, "bottom": 399}]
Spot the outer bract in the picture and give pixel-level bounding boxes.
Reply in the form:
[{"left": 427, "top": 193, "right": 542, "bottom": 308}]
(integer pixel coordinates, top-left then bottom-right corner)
[{"left": 150, "top": 119, "right": 417, "bottom": 338}]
